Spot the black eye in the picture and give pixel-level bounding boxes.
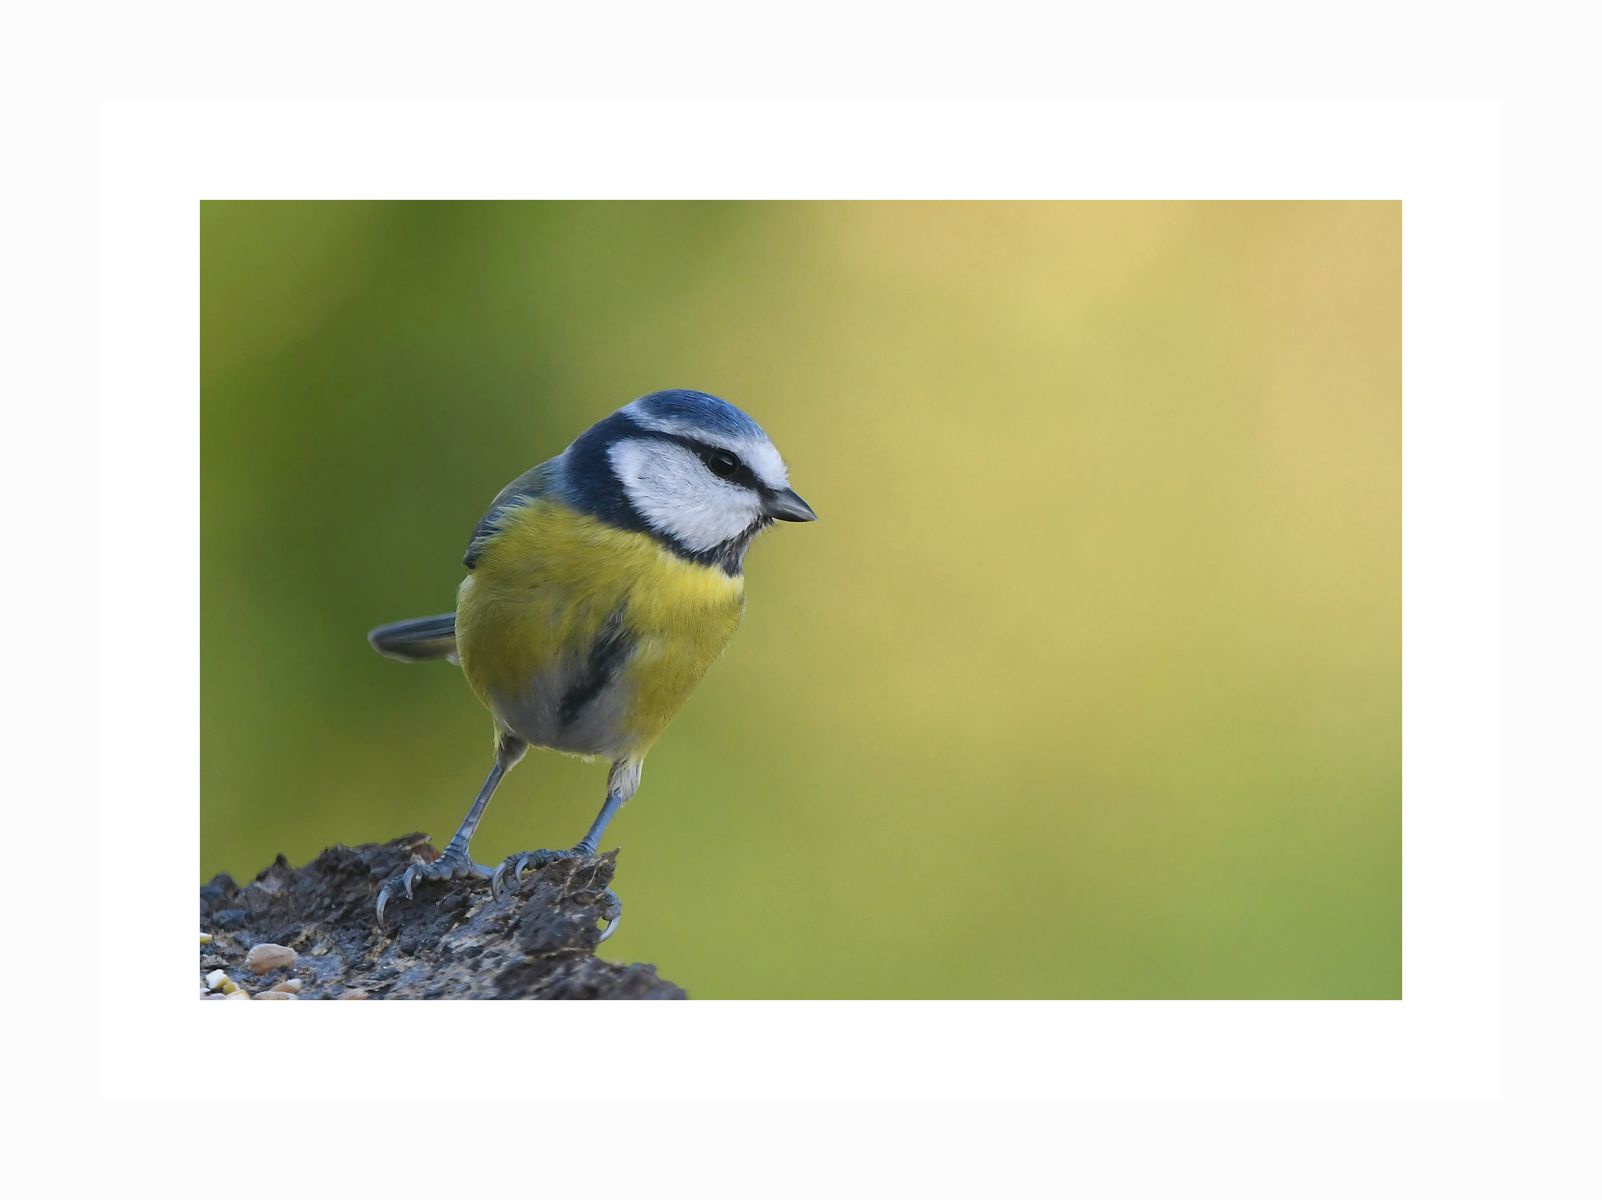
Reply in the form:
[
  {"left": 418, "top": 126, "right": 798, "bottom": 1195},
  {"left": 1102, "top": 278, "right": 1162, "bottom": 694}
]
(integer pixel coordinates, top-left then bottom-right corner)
[{"left": 706, "top": 450, "right": 740, "bottom": 480}]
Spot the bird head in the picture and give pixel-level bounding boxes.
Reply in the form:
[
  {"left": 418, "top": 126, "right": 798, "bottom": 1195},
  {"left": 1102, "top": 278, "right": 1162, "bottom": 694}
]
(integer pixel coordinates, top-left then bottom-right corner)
[{"left": 562, "top": 389, "right": 816, "bottom": 573}]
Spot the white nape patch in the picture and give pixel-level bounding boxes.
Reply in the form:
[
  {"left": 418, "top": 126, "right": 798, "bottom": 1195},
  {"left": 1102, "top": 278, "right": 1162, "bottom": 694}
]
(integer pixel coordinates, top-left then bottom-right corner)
[
  {"left": 607, "top": 438, "right": 765, "bottom": 552},
  {"left": 623, "top": 402, "right": 790, "bottom": 491}
]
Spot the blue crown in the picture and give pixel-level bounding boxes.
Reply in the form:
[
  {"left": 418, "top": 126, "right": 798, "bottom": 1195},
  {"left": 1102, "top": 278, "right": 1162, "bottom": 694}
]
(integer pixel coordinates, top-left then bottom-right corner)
[{"left": 630, "top": 389, "right": 768, "bottom": 442}]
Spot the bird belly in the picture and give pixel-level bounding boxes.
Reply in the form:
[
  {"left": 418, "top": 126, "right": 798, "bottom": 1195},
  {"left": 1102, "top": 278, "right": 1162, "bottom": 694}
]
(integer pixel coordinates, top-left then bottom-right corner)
[
  {"left": 454, "top": 502, "right": 744, "bottom": 760},
  {"left": 473, "top": 643, "right": 634, "bottom": 757}
]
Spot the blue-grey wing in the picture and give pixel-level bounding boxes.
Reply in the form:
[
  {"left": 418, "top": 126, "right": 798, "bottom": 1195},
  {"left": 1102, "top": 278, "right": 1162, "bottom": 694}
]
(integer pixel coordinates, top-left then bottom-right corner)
[{"left": 463, "top": 459, "right": 562, "bottom": 569}]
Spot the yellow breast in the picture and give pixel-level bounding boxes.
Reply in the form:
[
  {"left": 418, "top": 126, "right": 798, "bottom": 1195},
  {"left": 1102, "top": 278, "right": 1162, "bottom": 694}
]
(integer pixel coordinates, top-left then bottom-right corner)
[{"left": 454, "top": 499, "right": 745, "bottom": 759}]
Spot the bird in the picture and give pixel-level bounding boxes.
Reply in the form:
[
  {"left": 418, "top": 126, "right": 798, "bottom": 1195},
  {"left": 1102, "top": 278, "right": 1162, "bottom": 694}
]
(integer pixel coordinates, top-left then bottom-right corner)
[{"left": 366, "top": 389, "right": 816, "bottom": 936}]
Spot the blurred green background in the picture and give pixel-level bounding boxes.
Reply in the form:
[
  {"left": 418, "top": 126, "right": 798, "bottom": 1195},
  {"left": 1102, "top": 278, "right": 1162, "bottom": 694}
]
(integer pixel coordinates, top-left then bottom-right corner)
[{"left": 201, "top": 201, "right": 1399, "bottom": 998}]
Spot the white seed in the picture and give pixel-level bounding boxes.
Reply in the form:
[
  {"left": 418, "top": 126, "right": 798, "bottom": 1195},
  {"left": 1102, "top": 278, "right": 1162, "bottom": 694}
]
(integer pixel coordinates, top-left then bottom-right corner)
[
  {"left": 244, "top": 943, "right": 297, "bottom": 974},
  {"left": 204, "top": 969, "right": 229, "bottom": 991},
  {"left": 253, "top": 990, "right": 297, "bottom": 1000}
]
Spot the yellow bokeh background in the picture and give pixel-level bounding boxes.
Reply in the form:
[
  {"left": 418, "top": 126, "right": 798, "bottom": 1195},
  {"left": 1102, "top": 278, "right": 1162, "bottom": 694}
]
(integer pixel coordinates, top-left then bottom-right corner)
[{"left": 202, "top": 201, "right": 1399, "bottom": 998}]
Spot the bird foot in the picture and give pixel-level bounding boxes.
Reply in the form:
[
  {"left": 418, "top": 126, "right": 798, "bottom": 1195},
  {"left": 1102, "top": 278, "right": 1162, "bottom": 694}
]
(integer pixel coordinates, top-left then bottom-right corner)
[
  {"left": 491, "top": 848, "right": 623, "bottom": 942},
  {"left": 375, "top": 844, "right": 492, "bottom": 926}
]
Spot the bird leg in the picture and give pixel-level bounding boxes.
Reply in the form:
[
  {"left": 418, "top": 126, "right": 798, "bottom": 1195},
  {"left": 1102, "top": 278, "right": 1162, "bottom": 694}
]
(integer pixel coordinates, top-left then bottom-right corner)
[
  {"left": 375, "top": 736, "right": 525, "bottom": 926},
  {"left": 488, "top": 760, "right": 638, "bottom": 941}
]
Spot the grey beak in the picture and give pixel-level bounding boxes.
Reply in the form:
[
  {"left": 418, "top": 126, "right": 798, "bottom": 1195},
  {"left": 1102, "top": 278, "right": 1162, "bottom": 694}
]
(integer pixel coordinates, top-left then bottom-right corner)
[{"left": 766, "top": 487, "right": 818, "bottom": 522}]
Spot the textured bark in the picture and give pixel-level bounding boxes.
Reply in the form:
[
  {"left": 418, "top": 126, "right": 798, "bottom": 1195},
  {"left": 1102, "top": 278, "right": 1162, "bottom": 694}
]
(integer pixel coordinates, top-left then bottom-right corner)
[{"left": 199, "top": 834, "right": 684, "bottom": 999}]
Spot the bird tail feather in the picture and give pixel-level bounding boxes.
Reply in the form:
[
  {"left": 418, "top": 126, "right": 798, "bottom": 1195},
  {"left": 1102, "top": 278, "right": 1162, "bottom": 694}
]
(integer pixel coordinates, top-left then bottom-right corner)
[{"left": 367, "top": 613, "right": 458, "bottom": 664}]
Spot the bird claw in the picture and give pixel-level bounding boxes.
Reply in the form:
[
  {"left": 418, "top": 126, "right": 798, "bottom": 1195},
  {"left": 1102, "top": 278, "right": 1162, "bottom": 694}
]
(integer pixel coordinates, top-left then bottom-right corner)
[
  {"left": 596, "top": 888, "right": 623, "bottom": 943},
  {"left": 374, "top": 847, "right": 493, "bottom": 927},
  {"left": 488, "top": 859, "right": 517, "bottom": 902},
  {"left": 489, "top": 848, "right": 565, "bottom": 901},
  {"left": 490, "top": 848, "right": 623, "bottom": 942},
  {"left": 375, "top": 882, "right": 397, "bottom": 928}
]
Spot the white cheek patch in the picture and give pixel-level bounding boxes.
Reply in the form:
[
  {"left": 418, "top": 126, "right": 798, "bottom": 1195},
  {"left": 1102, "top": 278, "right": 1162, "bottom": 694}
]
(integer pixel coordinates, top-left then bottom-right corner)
[
  {"left": 623, "top": 404, "right": 790, "bottom": 491},
  {"left": 608, "top": 439, "right": 765, "bottom": 552}
]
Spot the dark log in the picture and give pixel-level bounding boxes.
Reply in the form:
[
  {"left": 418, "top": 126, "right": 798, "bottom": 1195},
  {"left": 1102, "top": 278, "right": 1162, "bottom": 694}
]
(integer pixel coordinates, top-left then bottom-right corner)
[{"left": 199, "top": 834, "right": 684, "bottom": 999}]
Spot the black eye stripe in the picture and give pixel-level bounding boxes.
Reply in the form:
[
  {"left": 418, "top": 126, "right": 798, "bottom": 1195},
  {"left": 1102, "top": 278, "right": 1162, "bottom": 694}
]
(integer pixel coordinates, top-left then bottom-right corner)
[{"left": 654, "top": 432, "right": 765, "bottom": 491}]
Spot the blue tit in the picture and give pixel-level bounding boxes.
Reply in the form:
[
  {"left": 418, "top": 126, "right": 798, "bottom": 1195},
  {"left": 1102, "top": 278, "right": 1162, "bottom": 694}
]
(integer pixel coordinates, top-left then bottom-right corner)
[{"left": 367, "top": 389, "right": 816, "bottom": 934}]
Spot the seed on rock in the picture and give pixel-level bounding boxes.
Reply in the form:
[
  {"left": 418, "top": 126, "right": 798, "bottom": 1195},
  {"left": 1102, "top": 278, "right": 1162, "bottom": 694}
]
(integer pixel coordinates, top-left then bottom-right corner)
[
  {"left": 204, "top": 969, "right": 230, "bottom": 991},
  {"left": 244, "top": 943, "right": 297, "bottom": 974},
  {"left": 268, "top": 979, "right": 302, "bottom": 994},
  {"left": 253, "top": 990, "right": 297, "bottom": 1000}
]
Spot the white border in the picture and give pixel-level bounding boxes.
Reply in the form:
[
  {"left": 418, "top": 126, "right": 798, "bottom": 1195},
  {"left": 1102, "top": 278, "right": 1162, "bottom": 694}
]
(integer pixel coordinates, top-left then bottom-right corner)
[{"left": 99, "top": 100, "right": 1499, "bottom": 1101}]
